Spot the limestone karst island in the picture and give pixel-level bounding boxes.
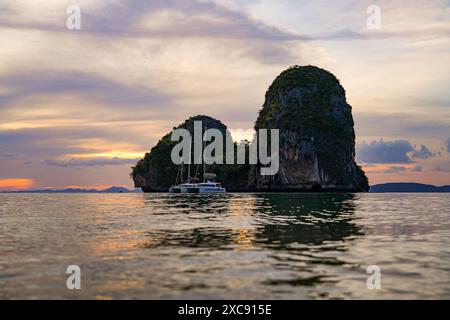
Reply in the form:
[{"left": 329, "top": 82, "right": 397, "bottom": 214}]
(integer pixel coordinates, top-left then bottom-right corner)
[{"left": 131, "top": 66, "right": 369, "bottom": 192}]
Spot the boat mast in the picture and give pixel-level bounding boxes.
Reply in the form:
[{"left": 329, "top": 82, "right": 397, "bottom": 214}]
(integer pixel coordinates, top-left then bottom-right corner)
[
  {"left": 175, "top": 162, "right": 181, "bottom": 185},
  {"left": 203, "top": 125, "right": 206, "bottom": 183},
  {"left": 180, "top": 161, "right": 184, "bottom": 183},
  {"left": 187, "top": 137, "right": 191, "bottom": 182}
]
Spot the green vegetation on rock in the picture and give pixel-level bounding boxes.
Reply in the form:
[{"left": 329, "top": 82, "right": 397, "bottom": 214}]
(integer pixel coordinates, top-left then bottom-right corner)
[
  {"left": 253, "top": 65, "right": 368, "bottom": 191},
  {"left": 131, "top": 115, "right": 251, "bottom": 191}
]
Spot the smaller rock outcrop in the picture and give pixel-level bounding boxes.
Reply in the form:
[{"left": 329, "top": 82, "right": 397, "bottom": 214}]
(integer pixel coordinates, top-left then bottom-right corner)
[{"left": 131, "top": 115, "right": 251, "bottom": 192}]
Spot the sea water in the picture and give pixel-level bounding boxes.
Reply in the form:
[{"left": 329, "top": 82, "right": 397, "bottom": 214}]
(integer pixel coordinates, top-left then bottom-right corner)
[{"left": 0, "top": 193, "right": 449, "bottom": 299}]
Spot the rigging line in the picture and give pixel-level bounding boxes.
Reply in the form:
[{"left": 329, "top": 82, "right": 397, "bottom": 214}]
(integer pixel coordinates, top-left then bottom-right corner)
[{"left": 194, "top": 125, "right": 203, "bottom": 181}]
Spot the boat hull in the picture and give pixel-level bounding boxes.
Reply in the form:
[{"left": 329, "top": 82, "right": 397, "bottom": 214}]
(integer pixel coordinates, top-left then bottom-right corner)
[
  {"left": 168, "top": 186, "right": 226, "bottom": 193},
  {"left": 197, "top": 186, "right": 226, "bottom": 193},
  {"left": 168, "top": 181, "right": 226, "bottom": 193},
  {"left": 168, "top": 187, "right": 181, "bottom": 193}
]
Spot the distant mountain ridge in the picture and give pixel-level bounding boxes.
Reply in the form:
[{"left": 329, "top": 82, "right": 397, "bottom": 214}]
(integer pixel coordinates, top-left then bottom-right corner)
[
  {"left": 1, "top": 186, "right": 141, "bottom": 193},
  {"left": 370, "top": 183, "right": 450, "bottom": 193}
]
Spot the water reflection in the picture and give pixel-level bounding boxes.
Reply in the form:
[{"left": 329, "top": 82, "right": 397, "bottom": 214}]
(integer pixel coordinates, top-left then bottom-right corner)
[
  {"left": 140, "top": 193, "right": 362, "bottom": 252},
  {"left": 142, "top": 228, "right": 237, "bottom": 249},
  {"left": 137, "top": 193, "right": 363, "bottom": 294},
  {"left": 251, "top": 194, "right": 362, "bottom": 292},
  {"left": 255, "top": 193, "right": 362, "bottom": 247},
  {"left": 140, "top": 194, "right": 254, "bottom": 250},
  {"left": 143, "top": 194, "right": 232, "bottom": 215}
]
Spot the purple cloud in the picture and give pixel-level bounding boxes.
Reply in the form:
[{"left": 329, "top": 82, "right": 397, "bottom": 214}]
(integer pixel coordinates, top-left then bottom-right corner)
[
  {"left": 357, "top": 140, "right": 414, "bottom": 164},
  {"left": 410, "top": 145, "right": 434, "bottom": 159},
  {"left": 44, "top": 157, "right": 139, "bottom": 168},
  {"left": 0, "top": 71, "right": 170, "bottom": 109},
  {"left": 357, "top": 139, "right": 436, "bottom": 164}
]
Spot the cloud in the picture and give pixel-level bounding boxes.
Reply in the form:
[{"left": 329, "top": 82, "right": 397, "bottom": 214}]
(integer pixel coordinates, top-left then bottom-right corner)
[
  {"left": 0, "top": 126, "right": 151, "bottom": 161},
  {"left": 434, "top": 165, "right": 450, "bottom": 172},
  {"left": 365, "top": 164, "right": 426, "bottom": 174},
  {"left": 410, "top": 144, "right": 434, "bottom": 159},
  {"left": 0, "top": 0, "right": 307, "bottom": 66},
  {"left": 44, "top": 157, "right": 139, "bottom": 168},
  {"left": 357, "top": 139, "right": 414, "bottom": 164},
  {"left": 0, "top": 0, "right": 306, "bottom": 40},
  {"left": 3, "top": 0, "right": 449, "bottom": 43},
  {"left": 0, "top": 71, "right": 170, "bottom": 109},
  {"left": 0, "top": 152, "right": 17, "bottom": 158},
  {"left": 355, "top": 112, "right": 450, "bottom": 141},
  {"left": 447, "top": 137, "right": 450, "bottom": 153},
  {"left": 384, "top": 166, "right": 408, "bottom": 174},
  {"left": 313, "top": 27, "right": 450, "bottom": 42},
  {"left": 0, "top": 0, "right": 449, "bottom": 41},
  {"left": 218, "top": 0, "right": 450, "bottom": 44},
  {"left": 357, "top": 139, "right": 436, "bottom": 164},
  {"left": 0, "top": 178, "right": 34, "bottom": 190}
]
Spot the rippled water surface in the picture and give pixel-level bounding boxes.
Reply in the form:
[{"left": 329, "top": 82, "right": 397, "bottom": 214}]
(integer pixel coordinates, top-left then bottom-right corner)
[{"left": 0, "top": 193, "right": 449, "bottom": 299}]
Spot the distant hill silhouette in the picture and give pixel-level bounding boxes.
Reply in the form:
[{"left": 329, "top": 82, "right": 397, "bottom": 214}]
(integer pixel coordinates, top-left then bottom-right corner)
[
  {"left": 370, "top": 183, "right": 450, "bottom": 193},
  {"left": 1, "top": 186, "right": 142, "bottom": 193}
]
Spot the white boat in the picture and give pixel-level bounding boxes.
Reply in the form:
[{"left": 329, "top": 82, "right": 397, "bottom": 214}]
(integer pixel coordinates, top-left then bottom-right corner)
[
  {"left": 169, "top": 183, "right": 198, "bottom": 193},
  {"left": 169, "top": 125, "right": 226, "bottom": 194},
  {"left": 169, "top": 181, "right": 226, "bottom": 193},
  {"left": 197, "top": 181, "right": 226, "bottom": 193}
]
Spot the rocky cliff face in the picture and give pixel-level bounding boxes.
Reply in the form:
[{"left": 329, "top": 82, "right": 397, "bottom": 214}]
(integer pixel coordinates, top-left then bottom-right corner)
[
  {"left": 251, "top": 65, "right": 368, "bottom": 191},
  {"left": 132, "top": 65, "right": 369, "bottom": 192}
]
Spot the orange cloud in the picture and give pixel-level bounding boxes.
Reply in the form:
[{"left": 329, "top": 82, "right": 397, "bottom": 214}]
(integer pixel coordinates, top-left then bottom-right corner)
[
  {"left": 0, "top": 178, "right": 34, "bottom": 190},
  {"left": 362, "top": 164, "right": 417, "bottom": 174}
]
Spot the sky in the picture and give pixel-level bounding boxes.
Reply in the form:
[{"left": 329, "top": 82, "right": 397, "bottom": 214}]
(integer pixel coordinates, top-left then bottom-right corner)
[{"left": 0, "top": 0, "right": 449, "bottom": 190}]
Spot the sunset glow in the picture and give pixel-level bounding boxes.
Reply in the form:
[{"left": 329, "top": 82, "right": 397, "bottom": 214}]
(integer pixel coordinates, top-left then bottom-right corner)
[{"left": 0, "top": 179, "right": 34, "bottom": 190}]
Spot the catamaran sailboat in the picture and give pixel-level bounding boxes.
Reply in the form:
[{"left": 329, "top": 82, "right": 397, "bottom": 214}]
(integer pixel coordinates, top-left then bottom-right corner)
[
  {"left": 169, "top": 180, "right": 226, "bottom": 193},
  {"left": 169, "top": 128, "right": 226, "bottom": 193},
  {"left": 169, "top": 166, "right": 226, "bottom": 193}
]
